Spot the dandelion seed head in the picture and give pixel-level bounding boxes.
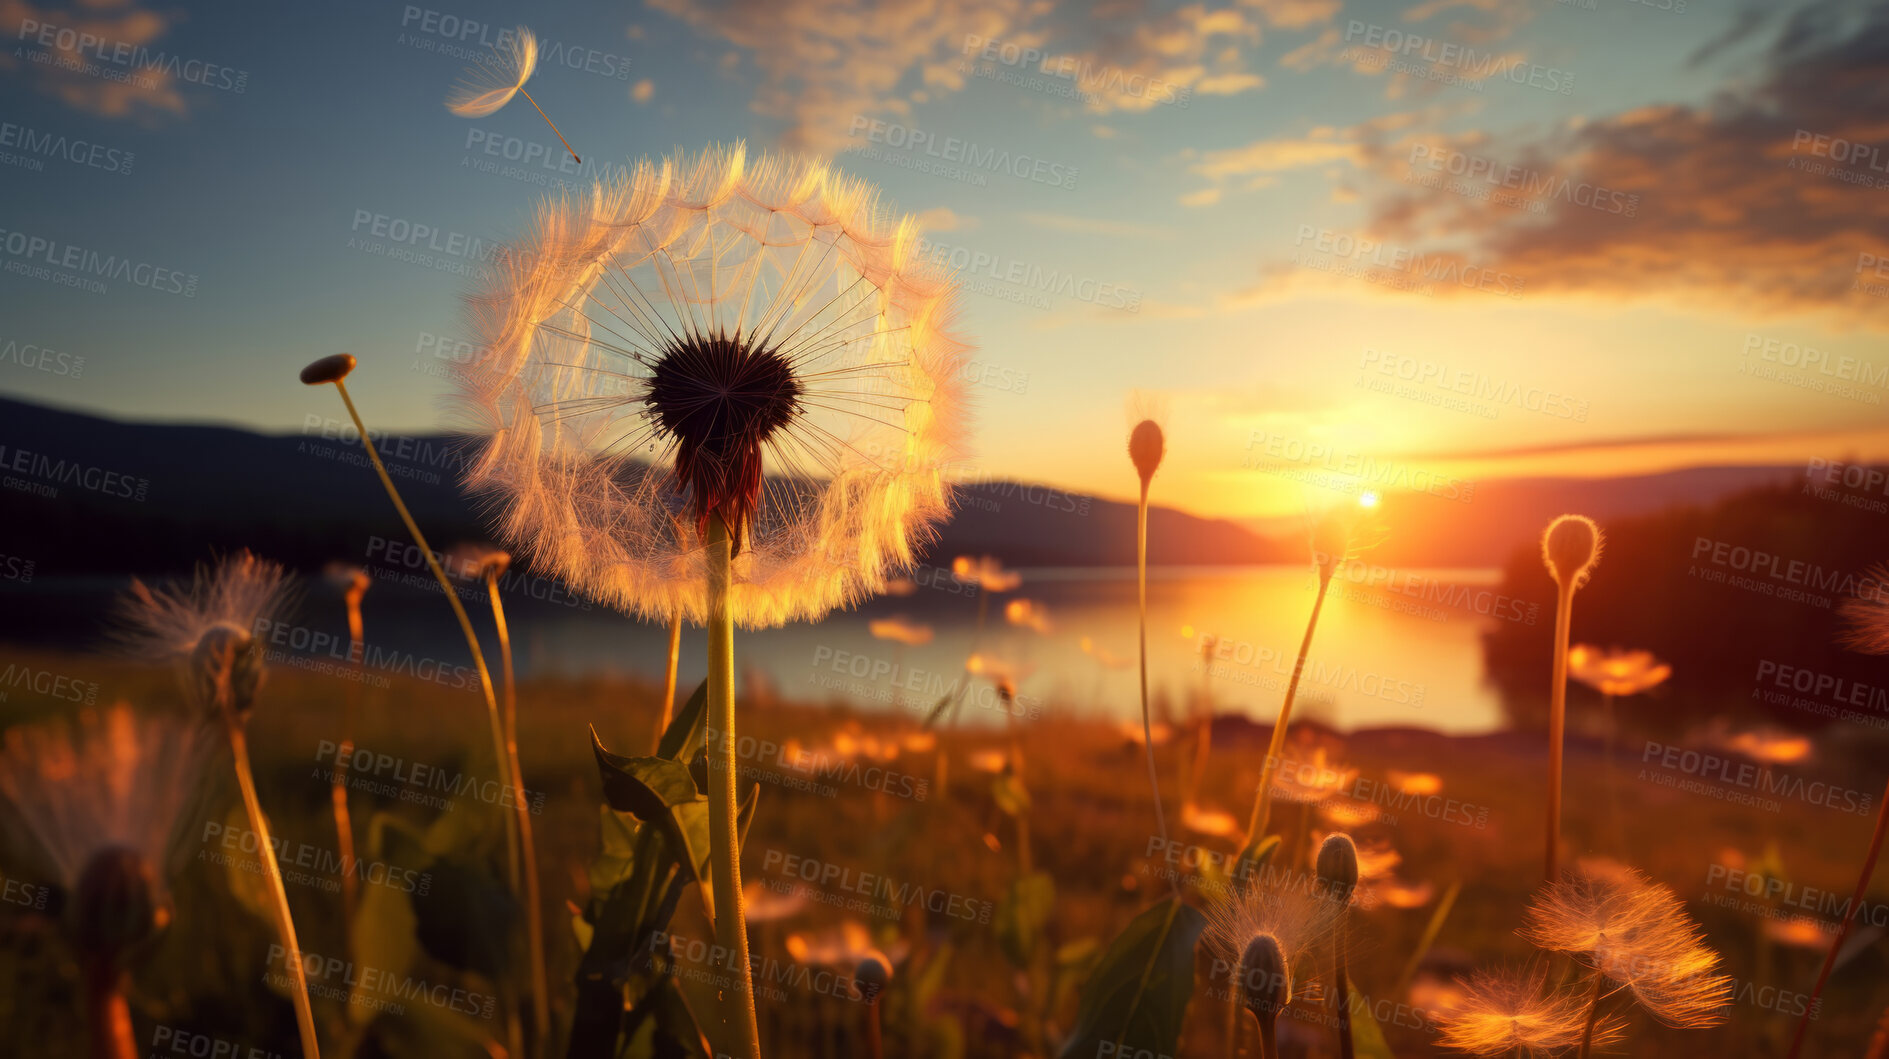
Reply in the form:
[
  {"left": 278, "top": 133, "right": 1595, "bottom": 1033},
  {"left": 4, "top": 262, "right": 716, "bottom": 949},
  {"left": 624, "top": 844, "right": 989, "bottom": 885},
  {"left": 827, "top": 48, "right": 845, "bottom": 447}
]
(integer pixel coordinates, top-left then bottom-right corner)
[
  {"left": 1839, "top": 567, "right": 1889, "bottom": 653},
  {"left": 1522, "top": 867, "right": 1731, "bottom": 1029},
  {"left": 445, "top": 26, "right": 538, "bottom": 118},
  {"left": 112, "top": 553, "right": 290, "bottom": 720},
  {"left": 0, "top": 704, "right": 212, "bottom": 899},
  {"left": 1542, "top": 514, "right": 1602, "bottom": 590},
  {"left": 1436, "top": 965, "right": 1626, "bottom": 1057},
  {"left": 1205, "top": 869, "right": 1339, "bottom": 982},
  {"left": 454, "top": 144, "right": 970, "bottom": 628}
]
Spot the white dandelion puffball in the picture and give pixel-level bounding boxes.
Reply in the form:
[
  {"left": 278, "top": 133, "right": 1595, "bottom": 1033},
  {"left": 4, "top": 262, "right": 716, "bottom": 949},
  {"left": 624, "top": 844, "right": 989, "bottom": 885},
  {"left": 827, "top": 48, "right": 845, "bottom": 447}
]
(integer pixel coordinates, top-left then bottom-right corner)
[
  {"left": 445, "top": 26, "right": 538, "bottom": 118},
  {"left": 455, "top": 143, "right": 972, "bottom": 628}
]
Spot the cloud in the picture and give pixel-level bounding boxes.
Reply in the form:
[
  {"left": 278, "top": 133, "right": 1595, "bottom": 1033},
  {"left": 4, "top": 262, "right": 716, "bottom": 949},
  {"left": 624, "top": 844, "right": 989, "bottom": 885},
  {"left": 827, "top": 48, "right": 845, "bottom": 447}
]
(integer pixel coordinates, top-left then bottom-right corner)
[
  {"left": 1342, "top": 2, "right": 1889, "bottom": 319},
  {"left": 0, "top": 0, "right": 190, "bottom": 118},
  {"left": 914, "top": 206, "right": 977, "bottom": 232},
  {"left": 645, "top": 0, "right": 1280, "bottom": 149}
]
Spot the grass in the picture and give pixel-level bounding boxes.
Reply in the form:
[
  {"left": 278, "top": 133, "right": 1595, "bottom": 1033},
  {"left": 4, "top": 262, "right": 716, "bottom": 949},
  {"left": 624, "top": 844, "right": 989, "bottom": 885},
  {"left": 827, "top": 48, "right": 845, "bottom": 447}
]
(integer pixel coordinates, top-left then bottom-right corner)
[{"left": 0, "top": 646, "right": 1883, "bottom": 1057}]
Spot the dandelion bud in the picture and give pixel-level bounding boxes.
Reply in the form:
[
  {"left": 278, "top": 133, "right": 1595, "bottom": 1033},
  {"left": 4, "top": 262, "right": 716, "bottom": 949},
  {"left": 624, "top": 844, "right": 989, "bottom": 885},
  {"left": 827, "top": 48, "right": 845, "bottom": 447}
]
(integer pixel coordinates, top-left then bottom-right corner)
[
  {"left": 1312, "top": 512, "right": 1350, "bottom": 581},
  {"left": 298, "top": 353, "right": 357, "bottom": 386},
  {"left": 854, "top": 952, "right": 892, "bottom": 1003},
  {"left": 478, "top": 550, "right": 512, "bottom": 579},
  {"left": 1316, "top": 833, "right": 1360, "bottom": 903},
  {"left": 1237, "top": 933, "right": 1291, "bottom": 1022},
  {"left": 1541, "top": 515, "right": 1602, "bottom": 589},
  {"left": 1128, "top": 420, "right": 1165, "bottom": 486},
  {"left": 72, "top": 846, "right": 168, "bottom": 962},
  {"left": 188, "top": 623, "right": 265, "bottom": 720}
]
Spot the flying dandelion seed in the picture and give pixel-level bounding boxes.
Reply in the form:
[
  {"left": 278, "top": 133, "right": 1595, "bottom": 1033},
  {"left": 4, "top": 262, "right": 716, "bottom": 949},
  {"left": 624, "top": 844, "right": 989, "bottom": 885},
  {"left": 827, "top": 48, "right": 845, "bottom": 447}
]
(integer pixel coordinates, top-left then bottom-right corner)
[{"left": 445, "top": 26, "right": 580, "bottom": 164}]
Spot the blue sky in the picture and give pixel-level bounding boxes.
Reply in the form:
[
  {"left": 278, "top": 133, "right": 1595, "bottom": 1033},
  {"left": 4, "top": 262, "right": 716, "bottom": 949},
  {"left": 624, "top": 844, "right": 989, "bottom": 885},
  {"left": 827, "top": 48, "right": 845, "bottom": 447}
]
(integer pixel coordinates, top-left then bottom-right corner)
[{"left": 3, "top": 0, "right": 1885, "bottom": 520}]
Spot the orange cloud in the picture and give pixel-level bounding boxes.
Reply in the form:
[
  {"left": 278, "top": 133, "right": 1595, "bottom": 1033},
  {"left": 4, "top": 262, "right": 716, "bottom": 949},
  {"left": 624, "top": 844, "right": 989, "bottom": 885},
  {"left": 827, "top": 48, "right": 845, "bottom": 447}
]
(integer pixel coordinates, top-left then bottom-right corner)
[{"left": 0, "top": 0, "right": 191, "bottom": 118}]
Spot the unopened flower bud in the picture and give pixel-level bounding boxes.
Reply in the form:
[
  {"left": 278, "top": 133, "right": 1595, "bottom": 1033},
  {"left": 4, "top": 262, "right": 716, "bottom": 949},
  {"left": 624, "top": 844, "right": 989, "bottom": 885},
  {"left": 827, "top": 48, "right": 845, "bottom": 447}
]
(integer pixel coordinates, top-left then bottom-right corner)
[
  {"left": 854, "top": 952, "right": 892, "bottom": 1003},
  {"left": 189, "top": 622, "right": 265, "bottom": 720},
  {"left": 1237, "top": 933, "right": 1291, "bottom": 1022},
  {"left": 1316, "top": 833, "right": 1359, "bottom": 903},
  {"left": 299, "top": 353, "right": 357, "bottom": 386},
  {"left": 1542, "top": 514, "right": 1602, "bottom": 589},
  {"left": 1128, "top": 420, "right": 1165, "bottom": 486}
]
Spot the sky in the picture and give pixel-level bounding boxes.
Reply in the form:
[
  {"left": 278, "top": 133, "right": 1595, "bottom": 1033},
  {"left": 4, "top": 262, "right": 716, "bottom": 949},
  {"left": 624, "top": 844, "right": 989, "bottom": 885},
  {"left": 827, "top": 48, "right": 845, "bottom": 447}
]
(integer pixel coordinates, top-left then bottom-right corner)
[{"left": 1, "top": 0, "right": 1886, "bottom": 523}]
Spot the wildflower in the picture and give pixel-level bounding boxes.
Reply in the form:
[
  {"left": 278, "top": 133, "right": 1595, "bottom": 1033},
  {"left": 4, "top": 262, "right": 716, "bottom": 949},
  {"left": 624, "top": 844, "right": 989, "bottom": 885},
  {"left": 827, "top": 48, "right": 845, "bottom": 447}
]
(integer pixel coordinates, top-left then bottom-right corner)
[
  {"left": 112, "top": 552, "right": 290, "bottom": 721},
  {"left": 868, "top": 616, "right": 933, "bottom": 645},
  {"left": 1567, "top": 645, "right": 1671, "bottom": 698}
]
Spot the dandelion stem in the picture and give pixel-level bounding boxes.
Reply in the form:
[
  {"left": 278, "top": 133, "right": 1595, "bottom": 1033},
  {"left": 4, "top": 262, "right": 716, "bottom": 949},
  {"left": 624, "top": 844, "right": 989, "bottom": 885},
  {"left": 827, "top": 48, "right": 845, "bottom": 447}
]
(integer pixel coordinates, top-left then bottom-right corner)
[
  {"left": 517, "top": 88, "right": 579, "bottom": 163},
  {"left": 1247, "top": 574, "right": 1333, "bottom": 842},
  {"left": 1136, "top": 480, "right": 1177, "bottom": 897},
  {"left": 1546, "top": 581, "right": 1575, "bottom": 881},
  {"left": 224, "top": 716, "right": 321, "bottom": 1059},
  {"left": 327, "top": 380, "right": 531, "bottom": 1042},
  {"left": 705, "top": 513, "right": 762, "bottom": 1059},
  {"left": 83, "top": 959, "right": 135, "bottom": 1059},
  {"left": 1577, "top": 970, "right": 1606, "bottom": 1059},
  {"left": 331, "top": 590, "right": 364, "bottom": 943},
  {"left": 1334, "top": 929, "right": 1353, "bottom": 1059},
  {"left": 487, "top": 570, "right": 551, "bottom": 1059},
  {"left": 1786, "top": 774, "right": 1889, "bottom": 1059},
  {"left": 1255, "top": 1013, "right": 1277, "bottom": 1059},
  {"left": 652, "top": 608, "right": 682, "bottom": 753}
]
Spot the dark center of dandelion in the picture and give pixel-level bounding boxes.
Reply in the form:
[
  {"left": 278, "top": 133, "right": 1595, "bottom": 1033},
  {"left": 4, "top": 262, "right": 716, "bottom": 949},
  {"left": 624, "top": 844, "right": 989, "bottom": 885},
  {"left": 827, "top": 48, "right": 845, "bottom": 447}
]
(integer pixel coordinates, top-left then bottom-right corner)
[{"left": 647, "top": 331, "right": 802, "bottom": 544}]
